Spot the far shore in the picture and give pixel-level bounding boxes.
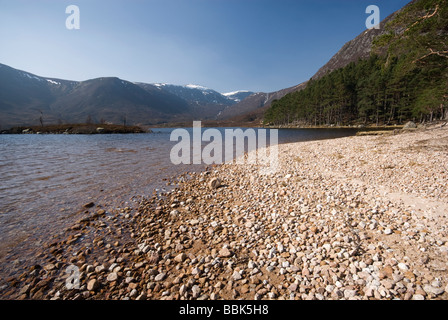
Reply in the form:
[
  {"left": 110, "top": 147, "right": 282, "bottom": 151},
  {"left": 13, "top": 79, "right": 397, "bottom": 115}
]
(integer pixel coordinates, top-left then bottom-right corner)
[{"left": 1, "top": 123, "right": 148, "bottom": 134}]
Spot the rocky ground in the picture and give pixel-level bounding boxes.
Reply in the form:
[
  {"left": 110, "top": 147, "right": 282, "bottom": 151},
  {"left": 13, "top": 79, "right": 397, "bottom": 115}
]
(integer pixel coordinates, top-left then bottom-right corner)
[{"left": 1, "top": 123, "right": 447, "bottom": 300}]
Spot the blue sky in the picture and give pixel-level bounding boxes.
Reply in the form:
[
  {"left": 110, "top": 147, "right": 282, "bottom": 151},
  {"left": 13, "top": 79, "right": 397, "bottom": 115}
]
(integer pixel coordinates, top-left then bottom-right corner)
[{"left": 0, "top": 0, "right": 410, "bottom": 93}]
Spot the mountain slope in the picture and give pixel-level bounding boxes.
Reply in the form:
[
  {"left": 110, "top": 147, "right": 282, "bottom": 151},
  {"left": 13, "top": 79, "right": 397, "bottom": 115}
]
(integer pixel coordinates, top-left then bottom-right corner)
[
  {"left": 311, "top": 5, "right": 408, "bottom": 80},
  {"left": 143, "top": 83, "right": 244, "bottom": 120},
  {"left": 0, "top": 64, "right": 77, "bottom": 127},
  {"left": 264, "top": 0, "right": 447, "bottom": 126},
  {"left": 224, "top": 1, "right": 415, "bottom": 124},
  {"left": 217, "top": 82, "right": 307, "bottom": 122},
  {"left": 222, "top": 90, "right": 254, "bottom": 103},
  {"left": 52, "top": 78, "right": 192, "bottom": 125}
]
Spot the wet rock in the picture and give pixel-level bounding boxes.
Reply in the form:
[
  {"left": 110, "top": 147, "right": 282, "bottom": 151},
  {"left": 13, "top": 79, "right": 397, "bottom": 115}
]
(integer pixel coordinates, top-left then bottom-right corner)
[
  {"left": 87, "top": 279, "right": 99, "bottom": 291},
  {"left": 83, "top": 202, "right": 95, "bottom": 208},
  {"left": 154, "top": 273, "right": 166, "bottom": 282}
]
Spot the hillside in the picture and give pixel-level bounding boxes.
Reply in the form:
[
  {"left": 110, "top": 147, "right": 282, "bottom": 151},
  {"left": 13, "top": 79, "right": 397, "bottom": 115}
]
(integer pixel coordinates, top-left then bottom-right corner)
[
  {"left": 263, "top": 0, "right": 447, "bottom": 126},
  {"left": 217, "top": 82, "right": 306, "bottom": 123}
]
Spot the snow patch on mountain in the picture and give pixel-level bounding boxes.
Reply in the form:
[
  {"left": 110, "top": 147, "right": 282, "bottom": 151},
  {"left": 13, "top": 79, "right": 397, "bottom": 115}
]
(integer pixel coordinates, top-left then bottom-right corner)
[
  {"left": 222, "top": 90, "right": 250, "bottom": 97},
  {"left": 184, "top": 84, "right": 209, "bottom": 90},
  {"left": 22, "top": 72, "right": 42, "bottom": 81},
  {"left": 46, "top": 79, "right": 60, "bottom": 85}
]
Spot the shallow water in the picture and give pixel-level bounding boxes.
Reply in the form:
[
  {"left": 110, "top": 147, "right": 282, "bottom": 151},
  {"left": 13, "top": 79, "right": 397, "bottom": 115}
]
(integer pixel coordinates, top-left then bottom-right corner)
[{"left": 0, "top": 127, "right": 356, "bottom": 274}]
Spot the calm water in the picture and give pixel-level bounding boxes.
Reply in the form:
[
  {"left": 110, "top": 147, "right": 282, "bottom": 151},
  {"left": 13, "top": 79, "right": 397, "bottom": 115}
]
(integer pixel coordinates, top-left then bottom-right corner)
[{"left": 0, "top": 127, "right": 356, "bottom": 274}]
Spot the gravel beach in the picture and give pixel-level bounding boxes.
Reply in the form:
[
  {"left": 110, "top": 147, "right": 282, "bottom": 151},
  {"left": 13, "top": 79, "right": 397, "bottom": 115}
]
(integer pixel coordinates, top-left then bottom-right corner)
[{"left": 1, "top": 123, "right": 447, "bottom": 300}]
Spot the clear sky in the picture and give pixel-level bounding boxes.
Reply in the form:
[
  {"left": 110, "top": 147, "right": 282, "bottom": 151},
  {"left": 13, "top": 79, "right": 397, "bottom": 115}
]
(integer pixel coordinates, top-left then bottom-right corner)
[{"left": 0, "top": 0, "right": 411, "bottom": 93}]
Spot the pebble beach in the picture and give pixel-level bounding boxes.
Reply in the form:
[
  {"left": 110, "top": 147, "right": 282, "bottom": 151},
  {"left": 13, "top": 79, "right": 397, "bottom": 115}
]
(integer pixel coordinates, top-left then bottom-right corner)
[{"left": 1, "top": 123, "right": 448, "bottom": 300}]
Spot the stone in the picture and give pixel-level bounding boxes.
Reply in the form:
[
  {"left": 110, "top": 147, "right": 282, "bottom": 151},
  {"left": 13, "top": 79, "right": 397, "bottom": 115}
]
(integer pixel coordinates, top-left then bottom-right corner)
[
  {"left": 325, "top": 285, "right": 335, "bottom": 293},
  {"left": 403, "top": 121, "right": 417, "bottom": 129},
  {"left": 241, "top": 284, "right": 250, "bottom": 294},
  {"left": 288, "top": 283, "right": 298, "bottom": 292},
  {"left": 83, "top": 202, "right": 95, "bottom": 208},
  {"left": 44, "top": 263, "right": 56, "bottom": 271},
  {"left": 209, "top": 178, "right": 221, "bottom": 189},
  {"left": 219, "top": 247, "right": 232, "bottom": 258},
  {"left": 398, "top": 263, "right": 409, "bottom": 271},
  {"left": 423, "top": 284, "right": 444, "bottom": 296},
  {"left": 107, "top": 272, "right": 118, "bottom": 282},
  {"left": 192, "top": 285, "right": 201, "bottom": 298},
  {"left": 154, "top": 273, "right": 166, "bottom": 282},
  {"left": 136, "top": 293, "right": 147, "bottom": 300},
  {"left": 147, "top": 252, "right": 160, "bottom": 265},
  {"left": 379, "top": 265, "right": 394, "bottom": 279},
  {"left": 95, "top": 265, "right": 105, "bottom": 273},
  {"left": 191, "top": 267, "right": 201, "bottom": 276},
  {"left": 87, "top": 279, "right": 99, "bottom": 291},
  {"left": 174, "top": 253, "right": 187, "bottom": 263},
  {"left": 404, "top": 271, "right": 415, "bottom": 280},
  {"left": 344, "top": 289, "right": 357, "bottom": 299},
  {"left": 18, "top": 284, "right": 31, "bottom": 296},
  {"left": 232, "top": 271, "right": 242, "bottom": 281}
]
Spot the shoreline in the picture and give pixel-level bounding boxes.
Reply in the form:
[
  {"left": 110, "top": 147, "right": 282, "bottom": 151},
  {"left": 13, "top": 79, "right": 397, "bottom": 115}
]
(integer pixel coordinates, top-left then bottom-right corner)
[
  {"left": 1, "top": 124, "right": 447, "bottom": 300},
  {"left": 1, "top": 123, "right": 148, "bottom": 134}
]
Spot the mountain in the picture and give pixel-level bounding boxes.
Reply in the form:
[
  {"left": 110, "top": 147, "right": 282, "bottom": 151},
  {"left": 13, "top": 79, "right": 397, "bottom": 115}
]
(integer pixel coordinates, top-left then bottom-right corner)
[
  {"left": 52, "top": 77, "right": 192, "bottom": 125},
  {"left": 150, "top": 83, "right": 231, "bottom": 106},
  {"left": 263, "top": 0, "right": 447, "bottom": 126},
  {"left": 232, "top": 0, "right": 446, "bottom": 126},
  {"left": 0, "top": 64, "right": 76, "bottom": 128},
  {"left": 311, "top": 11, "right": 402, "bottom": 80},
  {"left": 216, "top": 82, "right": 306, "bottom": 122},
  {"left": 142, "top": 83, "right": 235, "bottom": 120},
  {"left": 0, "top": 64, "right": 251, "bottom": 128},
  {"left": 221, "top": 3, "right": 410, "bottom": 125}
]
